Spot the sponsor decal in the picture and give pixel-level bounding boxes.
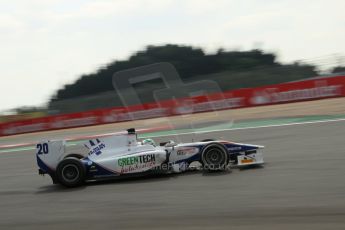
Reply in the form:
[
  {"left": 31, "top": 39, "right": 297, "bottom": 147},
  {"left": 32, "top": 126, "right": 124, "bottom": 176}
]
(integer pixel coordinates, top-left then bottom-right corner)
[
  {"left": 241, "top": 159, "right": 254, "bottom": 164},
  {"left": 228, "top": 146, "right": 242, "bottom": 151},
  {"left": 3, "top": 123, "right": 47, "bottom": 135},
  {"left": 174, "top": 98, "right": 243, "bottom": 114},
  {"left": 102, "top": 108, "right": 168, "bottom": 123},
  {"left": 250, "top": 84, "right": 342, "bottom": 105},
  {"left": 88, "top": 139, "right": 106, "bottom": 156},
  {"left": 176, "top": 147, "right": 199, "bottom": 155},
  {"left": 51, "top": 116, "right": 97, "bottom": 129},
  {"left": 118, "top": 154, "right": 156, "bottom": 166},
  {"left": 118, "top": 154, "right": 156, "bottom": 173},
  {"left": 89, "top": 165, "right": 97, "bottom": 172},
  {"left": 250, "top": 90, "right": 272, "bottom": 105},
  {"left": 191, "top": 98, "right": 243, "bottom": 112},
  {"left": 174, "top": 99, "right": 195, "bottom": 114}
]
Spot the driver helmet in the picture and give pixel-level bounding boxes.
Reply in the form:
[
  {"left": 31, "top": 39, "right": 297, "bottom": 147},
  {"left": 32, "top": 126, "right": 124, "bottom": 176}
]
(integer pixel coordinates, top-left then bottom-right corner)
[{"left": 142, "top": 138, "right": 156, "bottom": 146}]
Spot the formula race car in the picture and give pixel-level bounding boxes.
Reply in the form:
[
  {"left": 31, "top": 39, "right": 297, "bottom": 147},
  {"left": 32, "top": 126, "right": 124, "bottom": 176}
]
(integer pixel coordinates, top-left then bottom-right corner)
[{"left": 36, "top": 128, "right": 264, "bottom": 187}]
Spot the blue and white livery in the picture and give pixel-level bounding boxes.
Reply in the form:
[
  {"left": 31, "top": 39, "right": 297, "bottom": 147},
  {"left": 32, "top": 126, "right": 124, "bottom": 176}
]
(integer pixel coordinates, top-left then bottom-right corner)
[{"left": 36, "top": 128, "right": 264, "bottom": 187}]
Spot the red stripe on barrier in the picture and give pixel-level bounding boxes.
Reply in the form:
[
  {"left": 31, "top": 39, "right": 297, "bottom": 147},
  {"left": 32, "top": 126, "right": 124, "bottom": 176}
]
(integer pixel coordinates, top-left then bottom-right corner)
[{"left": 0, "top": 75, "right": 344, "bottom": 137}]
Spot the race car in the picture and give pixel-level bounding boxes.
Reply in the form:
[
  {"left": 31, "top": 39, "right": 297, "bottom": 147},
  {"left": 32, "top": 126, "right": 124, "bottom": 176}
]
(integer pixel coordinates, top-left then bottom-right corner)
[{"left": 36, "top": 128, "right": 264, "bottom": 187}]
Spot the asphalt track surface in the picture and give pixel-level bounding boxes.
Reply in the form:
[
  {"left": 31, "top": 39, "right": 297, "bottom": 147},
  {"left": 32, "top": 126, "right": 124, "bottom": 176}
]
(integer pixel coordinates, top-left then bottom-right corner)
[{"left": 1, "top": 120, "right": 345, "bottom": 230}]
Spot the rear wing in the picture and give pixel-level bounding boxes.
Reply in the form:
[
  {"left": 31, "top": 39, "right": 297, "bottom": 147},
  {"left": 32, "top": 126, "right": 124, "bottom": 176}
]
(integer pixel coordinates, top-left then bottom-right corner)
[{"left": 36, "top": 140, "right": 66, "bottom": 174}]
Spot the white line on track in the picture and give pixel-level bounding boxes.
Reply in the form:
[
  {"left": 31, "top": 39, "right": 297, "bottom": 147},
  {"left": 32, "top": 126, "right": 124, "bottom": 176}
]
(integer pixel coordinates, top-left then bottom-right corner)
[
  {"left": 143, "top": 117, "right": 345, "bottom": 138},
  {"left": 1, "top": 117, "right": 345, "bottom": 152}
]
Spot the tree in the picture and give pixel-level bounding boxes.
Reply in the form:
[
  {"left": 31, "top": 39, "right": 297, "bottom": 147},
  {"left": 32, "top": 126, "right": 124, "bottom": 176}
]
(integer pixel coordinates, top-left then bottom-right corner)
[
  {"left": 332, "top": 66, "right": 345, "bottom": 73},
  {"left": 49, "top": 44, "right": 318, "bottom": 114}
]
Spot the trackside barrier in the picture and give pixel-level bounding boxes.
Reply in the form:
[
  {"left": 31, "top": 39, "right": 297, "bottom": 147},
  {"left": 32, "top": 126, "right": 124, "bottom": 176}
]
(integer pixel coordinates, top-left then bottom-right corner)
[{"left": 0, "top": 75, "right": 344, "bottom": 136}]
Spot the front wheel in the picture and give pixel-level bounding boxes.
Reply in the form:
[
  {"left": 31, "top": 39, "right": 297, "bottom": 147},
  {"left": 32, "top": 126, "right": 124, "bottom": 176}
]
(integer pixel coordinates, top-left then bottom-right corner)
[
  {"left": 56, "top": 158, "right": 86, "bottom": 187},
  {"left": 201, "top": 143, "right": 229, "bottom": 171}
]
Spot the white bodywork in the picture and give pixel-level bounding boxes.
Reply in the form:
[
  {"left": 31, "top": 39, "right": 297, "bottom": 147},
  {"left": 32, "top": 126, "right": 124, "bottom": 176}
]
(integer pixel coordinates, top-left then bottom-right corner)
[
  {"left": 85, "top": 134, "right": 167, "bottom": 174},
  {"left": 36, "top": 131, "right": 264, "bottom": 180},
  {"left": 36, "top": 140, "right": 66, "bottom": 170},
  {"left": 37, "top": 133, "right": 168, "bottom": 175}
]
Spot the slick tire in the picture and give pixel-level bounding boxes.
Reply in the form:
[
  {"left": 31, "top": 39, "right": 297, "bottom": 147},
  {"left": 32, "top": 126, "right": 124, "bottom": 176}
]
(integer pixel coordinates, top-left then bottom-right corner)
[
  {"left": 201, "top": 143, "right": 228, "bottom": 171},
  {"left": 56, "top": 157, "right": 86, "bottom": 187}
]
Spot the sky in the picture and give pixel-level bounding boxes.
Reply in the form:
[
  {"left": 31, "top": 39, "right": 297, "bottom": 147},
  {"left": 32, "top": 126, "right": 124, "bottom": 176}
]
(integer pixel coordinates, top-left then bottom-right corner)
[{"left": 1, "top": 0, "right": 345, "bottom": 112}]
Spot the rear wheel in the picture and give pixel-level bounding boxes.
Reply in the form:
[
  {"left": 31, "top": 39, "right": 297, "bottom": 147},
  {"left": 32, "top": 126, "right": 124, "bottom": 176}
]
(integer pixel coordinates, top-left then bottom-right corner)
[
  {"left": 56, "top": 158, "right": 85, "bottom": 187},
  {"left": 201, "top": 143, "right": 228, "bottom": 171}
]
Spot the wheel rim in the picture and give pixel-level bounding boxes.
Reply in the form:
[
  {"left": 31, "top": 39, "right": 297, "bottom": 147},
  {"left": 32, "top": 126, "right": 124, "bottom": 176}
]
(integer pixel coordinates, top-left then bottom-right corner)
[
  {"left": 61, "top": 164, "right": 80, "bottom": 183},
  {"left": 205, "top": 148, "right": 225, "bottom": 165}
]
